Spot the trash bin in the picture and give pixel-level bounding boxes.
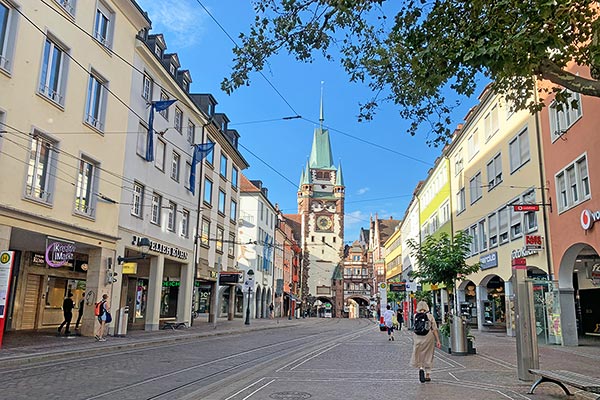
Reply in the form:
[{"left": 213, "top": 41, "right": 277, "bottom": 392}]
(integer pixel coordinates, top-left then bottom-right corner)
[
  {"left": 116, "top": 306, "right": 129, "bottom": 337},
  {"left": 450, "top": 315, "right": 468, "bottom": 355}
]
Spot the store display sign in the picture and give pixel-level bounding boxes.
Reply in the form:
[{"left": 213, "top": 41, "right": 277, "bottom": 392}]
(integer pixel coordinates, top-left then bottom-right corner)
[
  {"left": 580, "top": 209, "right": 600, "bottom": 231},
  {"left": 512, "top": 257, "right": 527, "bottom": 270},
  {"left": 479, "top": 252, "right": 498, "bottom": 270},
  {"left": 0, "top": 251, "right": 15, "bottom": 319},
  {"left": 45, "top": 238, "right": 76, "bottom": 268},
  {"left": 122, "top": 262, "right": 137, "bottom": 275},
  {"left": 525, "top": 235, "right": 543, "bottom": 251}
]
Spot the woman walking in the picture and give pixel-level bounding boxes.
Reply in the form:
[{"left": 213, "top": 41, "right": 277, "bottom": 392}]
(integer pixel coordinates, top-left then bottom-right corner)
[{"left": 410, "top": 301, "right": 441, "bottom": 382}]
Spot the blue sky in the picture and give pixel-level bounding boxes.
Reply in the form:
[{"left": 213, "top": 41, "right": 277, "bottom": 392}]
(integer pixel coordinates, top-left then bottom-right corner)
[{"left": 137, "top": 0, "right": 483, "bottom": 241}]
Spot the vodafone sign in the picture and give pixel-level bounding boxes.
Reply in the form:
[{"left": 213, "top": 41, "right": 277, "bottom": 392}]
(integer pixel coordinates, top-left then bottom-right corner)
[{"left": 581, "top": 209, "right": 600, "bottom": 231}]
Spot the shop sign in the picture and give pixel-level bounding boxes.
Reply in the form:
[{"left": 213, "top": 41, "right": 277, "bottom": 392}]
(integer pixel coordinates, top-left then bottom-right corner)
[
  {"left": 479, "top": 252, "right": 498, "bottom": 270},
  {"left": 512, "top": 257, "right": 527, "bottom": 269},
  {"left": 162, "top": 280, "right": 181, "bottom": 287},
  {"left": 122, "top": 262, "right": 137, "bottom": 275},
  {"left": 580, "top": 209, "right": 600, "bottom": 231},
  {"left": 511, "top": 246, "right": 538, "bottom": 259},
  {"left": 45, "top": 238, "right": 76, "bottom": 268},
  {"left": 132, "top": 235, "right": 188, "bottom": 260},
  {"left": 32, "top": 253, "right": 45, "bottom": 265},
  {"left": 525, "top": 235, "right": 543, "bottom": 251}
]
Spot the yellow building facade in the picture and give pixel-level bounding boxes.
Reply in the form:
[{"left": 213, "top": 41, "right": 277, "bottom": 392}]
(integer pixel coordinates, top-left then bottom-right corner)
[{"left": 0, "top": 0, "right": 149, "bottom": 336}]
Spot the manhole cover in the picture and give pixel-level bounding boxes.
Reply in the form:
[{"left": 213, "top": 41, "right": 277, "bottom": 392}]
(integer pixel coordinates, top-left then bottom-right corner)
[{"left": 269, "top": 392, "right": 312, "bottom": 399}]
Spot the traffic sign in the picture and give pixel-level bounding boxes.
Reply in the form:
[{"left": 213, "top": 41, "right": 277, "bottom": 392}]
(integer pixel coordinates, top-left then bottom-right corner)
[{"left": 513, "top": 204, "right": 539, "bottom": 212}]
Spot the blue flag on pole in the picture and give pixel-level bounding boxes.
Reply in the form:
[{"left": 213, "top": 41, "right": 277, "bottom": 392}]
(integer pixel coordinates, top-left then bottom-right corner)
[
  {"left": 189, "top": 142, "right": 215, "bottom": 195},
  {"left": 146, "top": 99, "right": 177, "bottom": 162}
]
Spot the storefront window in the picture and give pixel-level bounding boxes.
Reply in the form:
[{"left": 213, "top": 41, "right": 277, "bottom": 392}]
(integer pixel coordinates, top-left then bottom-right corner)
[
  {"left": 45, "top": 277, "right": 85, "bottom": 307},
  {"left": 135, "top": 279, "right": 148, "bottom": 319},
  {"left": 160, "top": 281, "right": 179, "bottom": 318},
  {"left": 195, "top": 285, "right": 211, "bottom": 313}
]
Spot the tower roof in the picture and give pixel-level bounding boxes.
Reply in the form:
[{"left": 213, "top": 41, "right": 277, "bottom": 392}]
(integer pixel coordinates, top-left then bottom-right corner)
[
  {"left": 308, "top": 127, "right": 335, "bottom": 170},
  {"left": 335, "top": 161, "right": 344, "bottom": 186}
]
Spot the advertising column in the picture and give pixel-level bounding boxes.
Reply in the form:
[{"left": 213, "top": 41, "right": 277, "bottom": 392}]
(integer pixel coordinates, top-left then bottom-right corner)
[{"left": 0, "top": 251, "right": 15, "bottom": 349}]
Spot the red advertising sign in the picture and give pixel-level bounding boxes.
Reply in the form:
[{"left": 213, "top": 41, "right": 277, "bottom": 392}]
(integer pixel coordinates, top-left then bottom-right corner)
[
  {"left": 513, "top": 204, "right": 539, "bottom": 212},
  {"left": 512, "top": 257, "right": 527, "bottom": 269},
  {"left": 0, "top": 251, "right": 16, "bottom": 349},
  {"left": 524, "top": 235, "right": 543, "bottom": 251}
]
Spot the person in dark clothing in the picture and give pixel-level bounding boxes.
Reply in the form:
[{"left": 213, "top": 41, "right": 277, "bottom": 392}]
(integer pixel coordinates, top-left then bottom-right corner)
[
  {"left": 75, "top": 295, "right": 85, "bottom": 330},
  {"left": 58, "top": 292, "right": 75, "bottom": 336},
  {"left": 396, "top": 308, "right": 404, "bottom": 331}
]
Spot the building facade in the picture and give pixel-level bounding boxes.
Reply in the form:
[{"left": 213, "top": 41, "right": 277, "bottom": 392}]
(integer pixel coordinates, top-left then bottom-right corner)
[
  {"left": 0, "top": 0, "right": 149, "bottom": 336},
  {"left": 539, "top": 62, "right": 600, "bottom": 345},
  {"left": 342, "top": 241, "right": 371, "bottom": 318}
]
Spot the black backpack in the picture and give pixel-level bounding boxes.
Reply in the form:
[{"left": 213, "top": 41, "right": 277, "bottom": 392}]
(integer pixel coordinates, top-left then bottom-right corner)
[{"left": 414, "top": 312, "right": 431, "bottom": 336}]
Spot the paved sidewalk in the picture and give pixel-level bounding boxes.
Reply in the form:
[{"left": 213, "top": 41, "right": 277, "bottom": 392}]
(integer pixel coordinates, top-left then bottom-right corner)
[
  {"left": 0, "top": 316, "right": 302, "bottom": 366},
  {"left": 1, "top": 316, "right": 600, "bottom": 399}
]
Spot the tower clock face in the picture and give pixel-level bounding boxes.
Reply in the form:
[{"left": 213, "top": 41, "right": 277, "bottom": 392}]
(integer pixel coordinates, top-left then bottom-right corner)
[{"left": 316, "top": 215, "right": 333, "bottom": 231}]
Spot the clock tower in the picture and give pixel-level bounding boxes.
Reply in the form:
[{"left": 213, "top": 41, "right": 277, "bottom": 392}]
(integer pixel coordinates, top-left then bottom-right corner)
[{"left": 296, "top": 98, "right": 345, "bottom": 317}]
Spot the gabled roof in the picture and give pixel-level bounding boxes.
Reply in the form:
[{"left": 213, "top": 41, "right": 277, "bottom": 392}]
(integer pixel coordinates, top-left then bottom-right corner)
[{"left": 240, "top": 174, "right": 261, "bottom": 193}]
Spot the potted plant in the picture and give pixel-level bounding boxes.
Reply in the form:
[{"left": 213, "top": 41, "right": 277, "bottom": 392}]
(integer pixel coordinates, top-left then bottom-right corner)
[{"left": 408, "top": 231, "right": 480, "bottom": 355}]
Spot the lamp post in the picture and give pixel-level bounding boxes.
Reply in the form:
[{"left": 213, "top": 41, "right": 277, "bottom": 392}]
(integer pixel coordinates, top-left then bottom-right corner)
[{"left": 244, "top": 269, "right": 254, "bottom": 325}]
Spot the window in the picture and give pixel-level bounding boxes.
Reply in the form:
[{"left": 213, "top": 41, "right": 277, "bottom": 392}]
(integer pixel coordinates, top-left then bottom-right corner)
[
  {"left": 84, "top": 72, "right": 107, "bottom": 131},
  {"left": 454, "top": 149, "right": 463, "bottom": 175},
  {"left": 131, "top": 182, "right": 144, "bottom": 217},
  {"left": 39, "top": 37, "right": 67, "bottom": 105},
  {"left": 230, "top": 199, "right": 237, "bottom": 221},
  {"left": 185, "top": 161, "right": 191, "bottom": 189},
  {"left": 509, "top": 128, "right": 530, "bottom": 173},
  {"left": 167, "top": 201, "right": 176, "bottom": 232},
  {"left": 228, "top": 233, "right": 235, "bottom": 256},
  {"left": 469, "top": 172, "right": 482, "bottom": 204},
  {"left": 523, "top": 190, "right": 538, "bottom": 233},
  {"left": 159, "top": 91, "right": 169, "bottom": 119},
  {"left": 0, "top": 2, "right": 17, "bottom": 72},
  {"left": 181, "top": 209, "right": 189, "bottom": 238},
  {"left": 142, "top": 73, "right": 153, "bottom": 101},
  {"left": 440, "top": 201, "right": 450, "bottom": 225},
  {"left": 55, "top": 0, "right": 75, "bottom": 15},
  {"left": 231, "top": 167, "right": 238, "bottom": 188},
  {"left": 220, "top": 153, "right": 228, "bottom": 178},
  {"left": 556, "top": 154, "right": 591, "bottom": 212},
  {"left": 94, "top": 2, "right": 113, "bottom": 47},
  {"left": 549, "top": 90, "right": 582, "bottom": 141},
  {"left": 259, "top": 202, "right": 264, "bottom": 221},
  {"left": 171, "top": 152, "right": 180, "bottom": 181},
  {"left": 478, "top": 220, "right": 487, "bottom": 251},
  {"left": 26, "top": 133, "right": 56, "bottom": 202},
  {"left": 206, "top": 138, "right": 215, "bottom": 164},
  {"left": 509, "top": 200, "right": 522, "bottom": 240},
  {"left": 498, "top": 207, "right": 509, "bottom": 245},
  {"left": 150, "top": 193, "right": 161, "bottom": 225},
  {"left": 200, "top": 218, "right": 210, "bottom": 246},
  {"left": 468, "top": 130, "right": 479, "bottom": 159},
  {"left": 174, "top": 108, "right": 183, "bottom": 133},
  {"left": 136, "top": 123, "right": 147, "bottom": 157},
  {"left": 456, "top": 187, "right": 466, "bottom": 214},
  {"left": 155, "top": 139, "right": 165, "bottom": 171},
  {"left": 218, "top": 189, "right": 226, "bottom": 214},
  {"left": 203, "top": 177, "right": 212, "bottom": 205},
  {"left": 187, "top": 120, "right": 195, "bottom": 144},
  {"left": 469, "top": 225, "right": 479, "bottom": 255},
  {"left": 74, "top": 157, "right": 97, "bottom": 216},
  {"left": 154, "top": 43, "right": 162, "bottom": 58},
  {"left": 216, "top": 226, "right": 224, "bottom": 253},
  {"left": 484, "top": 105, "right": 499, "bottom": 141},
  {"left": 488, "top": 212, "right": 498, "bottom": 248},
  {"left": 169, "top": 63, "right": 175, "bottom": 75},
  {"left": 487, "top": 153, "right": 502, "bottom": 190}
]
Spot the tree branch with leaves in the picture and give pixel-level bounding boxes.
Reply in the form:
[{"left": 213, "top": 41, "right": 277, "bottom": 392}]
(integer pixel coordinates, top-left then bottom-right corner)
[
  {"left": 407, "top": 231, "right": 480, "bottom": 313},
  {"left": 225, "top": 0, "right": 600, "bottom": 145}
]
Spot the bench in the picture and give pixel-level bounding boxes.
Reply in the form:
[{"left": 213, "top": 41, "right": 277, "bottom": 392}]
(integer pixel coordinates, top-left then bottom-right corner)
[
  {"left": 528, "top": 369, "right": 600, "bottom": 399},
  {"left": 162, "top": 322, "right": 187, "bottom": 330}
]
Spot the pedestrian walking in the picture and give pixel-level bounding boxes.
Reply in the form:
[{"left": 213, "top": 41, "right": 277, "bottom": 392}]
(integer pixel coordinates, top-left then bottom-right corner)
[
  {"left": 383, "top": 304, "right": 395, "bottom": 341},
  {"left": 269, "top": 303, "right": 274, "bottom": 319},
  {"left": 396, "top": 308, "right": 404, "bottom": 331},
  {"left": 75, "top": 294, "right": 85, "bottom": 331},
  {"left": 57, "top": 292, "right": 75, "bottom": 336},
  {"left": 410, "top": 301, "right": 441, "bottom": 382},
  {"left": 95, "top": 294, "right": 110, "bottom": 341}
]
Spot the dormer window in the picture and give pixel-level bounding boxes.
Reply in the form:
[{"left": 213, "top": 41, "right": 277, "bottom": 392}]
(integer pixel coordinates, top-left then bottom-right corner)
[
  {"left": 154, "top": 43, "right": 162, "bottom": 58},
  {"left": 169, "top": 63, "right": 175, "bottom": 75},
  {"left": 183, "top": 81, "right": 189, "bottom": 92}
]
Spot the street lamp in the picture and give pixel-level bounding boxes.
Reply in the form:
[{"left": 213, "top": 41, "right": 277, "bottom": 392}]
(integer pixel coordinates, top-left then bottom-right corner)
[
  {"left": 244, "top": 269, "right": 254, "bottom": 325},
  {"left": 117, "top": 237, "right": 151, "bottom": 264}
]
